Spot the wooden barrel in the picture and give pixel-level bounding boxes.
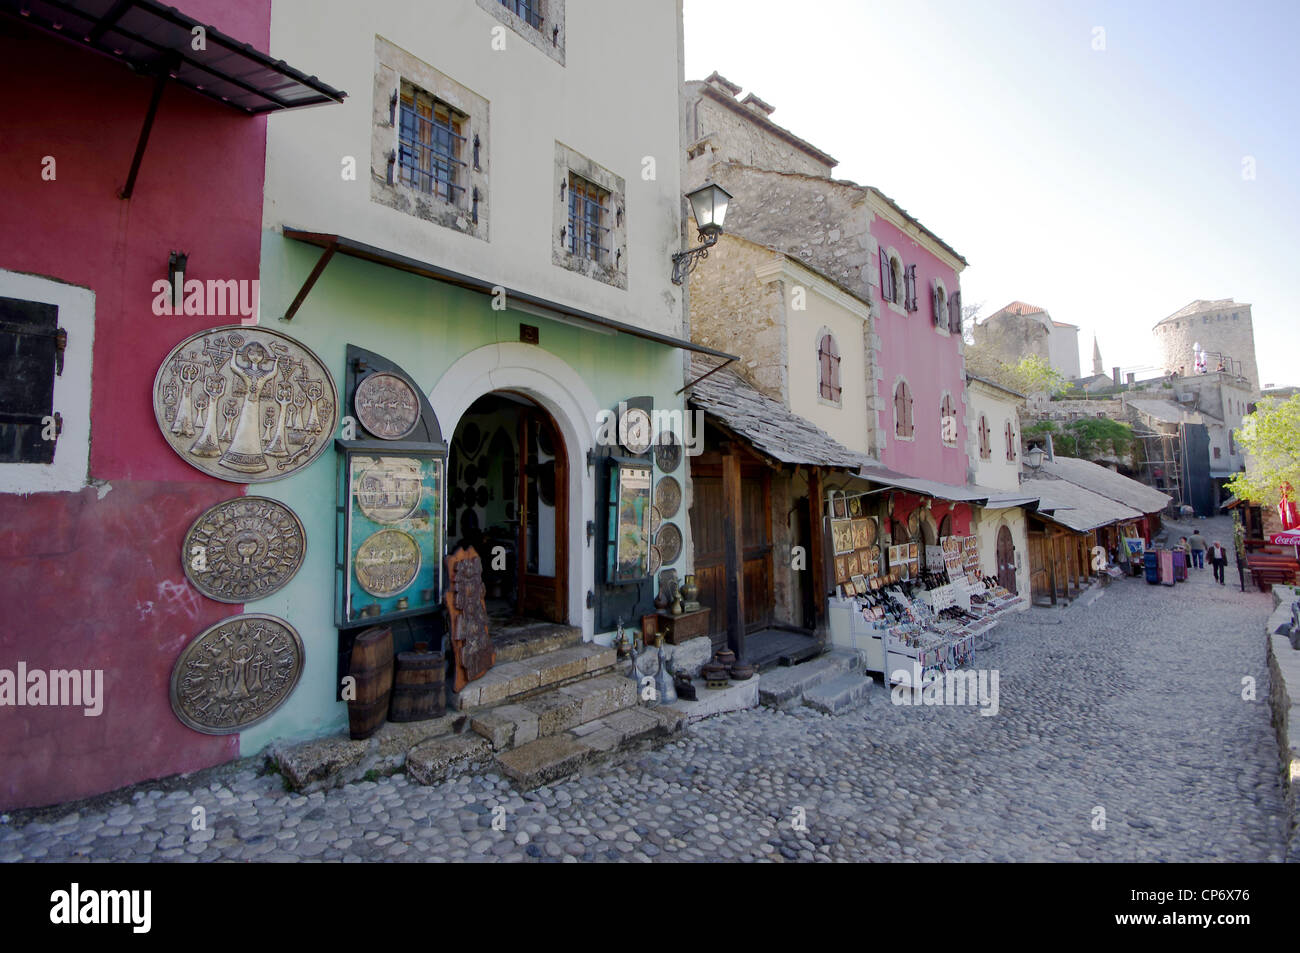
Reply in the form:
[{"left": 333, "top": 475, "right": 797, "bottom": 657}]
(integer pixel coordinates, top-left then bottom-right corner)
[
  {"left": 347, "top": 626, "right": 393, "bottom": 740},
  {"left": 389, "top": 650, "right": 446, "bottom": 723}
]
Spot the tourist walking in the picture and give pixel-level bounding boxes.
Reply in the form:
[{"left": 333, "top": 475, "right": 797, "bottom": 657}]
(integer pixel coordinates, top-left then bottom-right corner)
[
  {"left": 1188, "top": 530, "right": 1208, "bottom": 569},
  {"left": 1208, "top": 540, "right": 1228, "bottom": 585}
]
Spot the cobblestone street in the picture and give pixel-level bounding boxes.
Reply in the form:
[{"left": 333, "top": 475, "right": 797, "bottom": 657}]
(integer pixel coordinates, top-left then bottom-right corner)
[{"left": 2, "top": 522, "right": 1286, "bottom": 862}]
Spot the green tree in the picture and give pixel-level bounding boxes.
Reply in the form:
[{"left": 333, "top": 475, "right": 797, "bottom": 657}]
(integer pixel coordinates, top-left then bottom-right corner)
[
  {"left": 965, "top": 345, "right": 1068, "bottom": 398},
  {"left": 1225, "top": 394, "right": 1300, "bottom": 506}
]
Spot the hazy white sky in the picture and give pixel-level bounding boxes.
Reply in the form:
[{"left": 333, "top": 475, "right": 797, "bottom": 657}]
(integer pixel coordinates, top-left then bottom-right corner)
[{"left": 683, "top": 0, "right": 1299, "bottom": 387}]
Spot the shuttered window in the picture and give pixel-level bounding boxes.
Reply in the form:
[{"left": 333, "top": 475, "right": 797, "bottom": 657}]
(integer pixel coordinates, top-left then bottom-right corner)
[
  {"left": 940, "top": 392, "right": 958, "bottom": 446},
  {"left": 1005, "top": 420, "right": 1017, "bottom": 461},
  {"left": 948, "top": 289, "right": 963, "bottom": 335},
  {"left": 894, "top": 380, "right": 914, "bottom": 438},
  {"left": 978, "top": 414, "right": 991, "bottom": 459},
  {"left": 879, "top": 250, "right": 895, "bottom": 304},
  {"left": 0, "top": 296, "right": 63, "bottom": 464},
  {"left": 932, "top": 285, "right": 946, "bottom": 328},
  {"left": 818, "top": 333, "right": 841, "bottom": 402},
  {"left": 903, "top": 264, "right": 917, "bottom": 312}
]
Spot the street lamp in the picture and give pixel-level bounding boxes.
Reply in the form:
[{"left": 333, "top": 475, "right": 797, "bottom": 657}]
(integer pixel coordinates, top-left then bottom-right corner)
[
  {"left": 672, "top": 182, "right": 733, "bottom": 285},
  {"left": 1026, "top": 445, "right": 1046, "bottom": 469}
]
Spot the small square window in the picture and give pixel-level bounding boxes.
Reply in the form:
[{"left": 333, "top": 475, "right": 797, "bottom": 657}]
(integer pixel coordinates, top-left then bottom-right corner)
[
  {"left": 396, "top": 84, "right": 467, "bottom": 205},
  {"left": 499, "top": 0, "right": 542, "bottom": 29},
  {"left": 0, "top": 295, "right": 61, "bottom": 464},
  {"left": 567, "top": 174, "right": 610, "bottom": 265}
]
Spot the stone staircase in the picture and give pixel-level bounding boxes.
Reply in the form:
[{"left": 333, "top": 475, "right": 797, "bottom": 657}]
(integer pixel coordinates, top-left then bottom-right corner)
[
  {"left": 271, "top": 627, "right": 684, "bottom": 793},
  {"left": 758, "top": 648, "right": 874, "bottom": 715}
]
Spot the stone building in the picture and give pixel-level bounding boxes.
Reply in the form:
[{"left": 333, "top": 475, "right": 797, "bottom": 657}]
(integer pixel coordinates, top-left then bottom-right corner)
[
  {"left": 971, "top": 301, "right": 1082, "bottom": 380},
  {"left": 1154, "top": 299, "right": 1260, "bottom": 394}
]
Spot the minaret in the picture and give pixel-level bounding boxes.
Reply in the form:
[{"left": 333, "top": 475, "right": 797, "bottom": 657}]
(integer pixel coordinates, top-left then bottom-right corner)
[{"left": 1092, "top": 335, "right": 1103, "bottom": 377}]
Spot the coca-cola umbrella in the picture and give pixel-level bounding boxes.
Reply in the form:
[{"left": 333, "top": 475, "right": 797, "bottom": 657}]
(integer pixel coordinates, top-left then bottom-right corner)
[{"left": 1269, "top": 531, "right": 1300, "bottom": 546}]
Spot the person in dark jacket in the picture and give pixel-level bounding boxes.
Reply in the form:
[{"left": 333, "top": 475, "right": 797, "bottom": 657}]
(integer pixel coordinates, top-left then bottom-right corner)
[{"left": 1207, "top": 540, "right": 1228, "bottom": 585}]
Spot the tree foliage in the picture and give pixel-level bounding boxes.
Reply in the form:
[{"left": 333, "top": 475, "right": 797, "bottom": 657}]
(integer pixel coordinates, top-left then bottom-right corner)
[
  {"left": 1225, "top": 394, "right": 1300, "bottom": 506},
  {"left": 1023, "top": 418, "right": 1135, "bottom": 461},
  {"left": 965, "top": 344, "right": 1068, "bottom": 397}
]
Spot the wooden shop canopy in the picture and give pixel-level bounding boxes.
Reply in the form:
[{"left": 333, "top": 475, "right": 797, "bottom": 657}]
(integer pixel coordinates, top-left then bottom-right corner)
[
  {"left": 3, "top": 0, "right": 347, "bottom": 114},
  {"left": 280, "top": 230, "right": 739, "bottom": 363}
]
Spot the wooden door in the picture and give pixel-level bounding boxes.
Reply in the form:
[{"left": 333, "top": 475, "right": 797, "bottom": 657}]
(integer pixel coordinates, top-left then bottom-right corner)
[
  {"left": 1028, "top": 531, "right": 1050, "bottom": 602},
  {"left": 517, "top": 407, "right": 567, "bottom": 622},
  {"left": 690, "top": 476, "right": 728, "bottom": 642},
  {"left": 996, "top": 524, "right": 1017, "bottom": 594},
  {"left": 741, "top": 474, "right": 774, "bottom": 632},
  {"left": 689, "top": 469, "right": 773, "bottom": 647}
]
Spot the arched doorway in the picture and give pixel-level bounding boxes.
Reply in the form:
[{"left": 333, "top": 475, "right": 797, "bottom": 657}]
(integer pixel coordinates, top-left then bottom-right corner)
[
  {"left": 996, "top": 524, "right": 1018, "bottom": 594},
  {"left": 447, "top": 391, "right": 568, "bottom": 625}
]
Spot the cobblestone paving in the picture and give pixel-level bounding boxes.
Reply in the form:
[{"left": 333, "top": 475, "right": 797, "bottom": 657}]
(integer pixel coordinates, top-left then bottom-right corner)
[{"left": 2, "top": 517, "right": 1286, "bottom": 862}]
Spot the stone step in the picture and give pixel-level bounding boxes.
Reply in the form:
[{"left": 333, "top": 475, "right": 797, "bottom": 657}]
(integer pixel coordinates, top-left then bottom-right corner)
[
  {"left": 491, "top": 623, "right": 583, "bottom": 665},
  {"left": 802, "top": 671, "right": 873, "bottom": 715},
  {"left": 452, "top": 642, "right": 616, "bottom": 711},
  {"left": 496, "top": 705, "right": 684, "bottom": 788},
  {"left": 758, "top": 649, "right": 861, "bottom": 709},
  {"left": 469, "top": 673, "right": 637, "bottom": 750},
  {"left": 406, "top": 733, "right": 494, "bottom": 785}
]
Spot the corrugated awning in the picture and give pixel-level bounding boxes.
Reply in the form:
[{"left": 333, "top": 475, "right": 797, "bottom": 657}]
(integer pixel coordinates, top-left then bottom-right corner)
[
  {"left": 855, "top": 464, "right": 1007, "bottom": 505},
  {"left": 281, "top": 230, "right": 738, "bottom": 361},
  {"left": 3, "top": 0, "right": 347, "bottom": 113}
]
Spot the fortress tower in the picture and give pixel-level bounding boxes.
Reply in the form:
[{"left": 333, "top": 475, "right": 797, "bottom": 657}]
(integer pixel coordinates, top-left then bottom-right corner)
[{"left": 1153, "top": 299, "right": 1259, "bottom": 393}]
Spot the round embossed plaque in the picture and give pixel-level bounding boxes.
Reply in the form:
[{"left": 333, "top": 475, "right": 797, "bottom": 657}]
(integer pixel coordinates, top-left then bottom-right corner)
[
  {"left": 182, "top": 496, "right": 306, "bottom": 603},
  {"left": 656, "top": 522, "right": 683, "bottom": 565},
  {"left": 169, "top": 614, "right": 305, "bottom": 735},
  {"left": 654, "top": 476, "right": 682, "bottom": 520},
  {"left": 654, "top": 432, "right": 682, "bottom": 474},
  {"left": 356, "top": 457, "right": 423, "bottom": 524},
  {"left": 152, "top": 325, "right": 338, "bottom": 483},
  {"left": 354, "top": 528, "right": 421, "bottom": 597},
  {"left": 354, "top": 372, "right": 421, "bottom": 440}
]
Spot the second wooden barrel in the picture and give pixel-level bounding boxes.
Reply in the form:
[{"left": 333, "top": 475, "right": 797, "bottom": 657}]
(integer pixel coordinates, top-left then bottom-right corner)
[
  {"left": 347, "top": 626, "right": 393, "bottom": 740},
  {"left": 389, "top": 650, "right": 446, "bottom": 722}
]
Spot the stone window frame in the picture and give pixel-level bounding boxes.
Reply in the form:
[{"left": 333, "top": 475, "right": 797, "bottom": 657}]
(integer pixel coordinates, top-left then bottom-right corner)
[
  {"left": 477, "top": 0, "right": 565, "bottom": 66},
  {"left": 816, "top": 327, "right": 842, "bottom": 407},
  {"left": 552, "top": 142, "right": 627, "bottom": 290},
  {"left": 931, "top": 277, "right": 950, "bottom": 337},
  {"left": 371, "top": 37, "right": 491, "bottom": 243},
  {"left": 893, "top": 376, "right": 915, "bottom": 441}
]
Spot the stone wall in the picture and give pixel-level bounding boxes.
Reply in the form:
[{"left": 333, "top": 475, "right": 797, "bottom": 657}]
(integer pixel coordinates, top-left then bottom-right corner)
[
  {"left": 1265, "top": 586, "right": 1300, "bottom": 860},
  {"left": 971, "top": 311, "right": 1052, "bottom": 370}
]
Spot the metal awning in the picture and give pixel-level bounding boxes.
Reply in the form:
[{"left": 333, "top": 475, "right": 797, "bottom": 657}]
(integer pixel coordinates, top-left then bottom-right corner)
[
  {"left": 3, "top": 0, "right": 347, "bottom": 113},
  {"left": 855, "top": 465, "right": 1000, "bottom": 505},
  {"left": 280, "top": 229, "right": 739, "bottom": 361}
]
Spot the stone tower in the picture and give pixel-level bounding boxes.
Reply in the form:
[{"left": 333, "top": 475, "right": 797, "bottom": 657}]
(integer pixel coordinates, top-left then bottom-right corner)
[{"left": 1153, "top": 299, "right": 1259, "bottom": 393}]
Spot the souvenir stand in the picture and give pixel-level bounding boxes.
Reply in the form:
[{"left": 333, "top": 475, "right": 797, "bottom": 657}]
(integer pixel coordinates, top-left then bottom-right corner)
[{"left": 824, "top": 488, "right": 1021, "bottom": 686}]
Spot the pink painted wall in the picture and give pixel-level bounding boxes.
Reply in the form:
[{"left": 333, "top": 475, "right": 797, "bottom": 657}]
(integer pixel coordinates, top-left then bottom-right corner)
[
  {"left": 0, "top": 1, "right": 269, "bottom": 809},
  {"left": 871, "top": 216, "right": 968, "bottom": 486}
]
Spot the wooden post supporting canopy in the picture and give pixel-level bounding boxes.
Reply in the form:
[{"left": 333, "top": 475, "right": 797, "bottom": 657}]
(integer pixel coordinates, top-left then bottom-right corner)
[
  {"left": 807, "top": 465, "right": 826, "bottom": 627},
  {"left": 721, "top": 443, "right": 746, "bottom": 660}
]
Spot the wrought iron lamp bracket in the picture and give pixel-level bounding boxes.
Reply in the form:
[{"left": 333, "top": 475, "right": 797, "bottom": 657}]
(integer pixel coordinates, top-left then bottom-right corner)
[{"left": 671, "top": 230, "right": 719, "bottom": 286}]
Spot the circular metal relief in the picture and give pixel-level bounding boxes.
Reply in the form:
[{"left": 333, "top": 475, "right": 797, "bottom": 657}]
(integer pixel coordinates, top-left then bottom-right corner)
[
  {"left": 648, "top": 544, "right": 662, "bottom": 576},
  {"left": 153, "top": 325, "right": 338, "bottom": 483},
  {"left": 656, "top": 522, "right": 683, "bottom": 565},
  {"left": 654, "top": 476, "right": 682, "bottom": 520},
  {"left": 354, "top": 372, "right": 421, "bottom": 440},
  {"left": 356, "top": 457, "right": 423, "bottom": 524},
  {"left": 169, "top": 614, "right": 305, "bottom": 735},
  {"left": 182, "top": 497, "right": 306, "bottom": 603},
  {"left": 354, "top": 528, "right": 421, "bottom": 597},
  {"left": 650, "top": 505, "right": 662, "bottom": 535},
  {"left": 654, "top": 433, "right": 682, "bottom": 474}
]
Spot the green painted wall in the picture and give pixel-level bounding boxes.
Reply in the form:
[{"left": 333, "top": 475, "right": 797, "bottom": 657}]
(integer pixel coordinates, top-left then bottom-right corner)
[{"left": 239, "top": 231, "right": 686, "bottom": 753}]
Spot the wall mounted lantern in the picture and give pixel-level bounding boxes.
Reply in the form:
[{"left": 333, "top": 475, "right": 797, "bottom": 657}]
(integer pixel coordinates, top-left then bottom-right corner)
[
  {"left": 671, "top": 182, "right": 732, "bottom": 285},
  {"left": 1026, "top": 445, "right": 1046, "bottom": 469},
  {"left": 167, "top": 250, "right": 188, "bottom": 312}
]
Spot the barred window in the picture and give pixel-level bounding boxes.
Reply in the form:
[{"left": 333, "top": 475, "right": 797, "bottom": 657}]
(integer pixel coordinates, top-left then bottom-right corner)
[
  {"left": 397, "top": 85, "right": 466, "bottom": 204},
  {"left": 500, "top": 0, "right": 542, "bottom": 29},
  {"left": 568, "top": 174, "right": 609, "bottom": 264}
]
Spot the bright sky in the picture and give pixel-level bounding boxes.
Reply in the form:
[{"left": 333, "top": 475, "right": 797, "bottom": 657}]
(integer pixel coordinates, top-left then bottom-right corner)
[{"left": 683, "top": 0, "right": 1300, "bottom": 388}]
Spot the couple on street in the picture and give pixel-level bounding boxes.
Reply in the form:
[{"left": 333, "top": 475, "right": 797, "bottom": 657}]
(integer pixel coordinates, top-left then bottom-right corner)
[{"left": 1180, "top": 530, "right": 1229, "bottom": 585}]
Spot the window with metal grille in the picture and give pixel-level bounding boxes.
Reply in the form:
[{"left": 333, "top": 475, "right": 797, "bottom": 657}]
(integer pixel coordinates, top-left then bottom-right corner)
[
  {"left": 567, "top": 174, "right": 609, "bottom": 264},
  {"left": 818, "top": 333, "right": 841, "bottom": 402},
  {"left": 894, "top": 380, "right": 913, "bottom": 438},
  {"left": 978, "top": 414, "right": 991, "bottom": 459},
  {"left": 0, "top": 296, "right": 63, "bottom": 464},
  {"left": 499, "top": 0, "right": 543, "bottom": 28},
  {"left": 396, "top": 85, "right": 466, "bottom": 204}
]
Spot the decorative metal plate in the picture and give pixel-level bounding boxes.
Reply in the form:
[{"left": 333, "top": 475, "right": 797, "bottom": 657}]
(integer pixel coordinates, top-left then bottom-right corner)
[
  {"left": 654, "top": 476, "right": 682, "bottom": 520},
  {"left": 354, "top": 528, "right": 421, "bottom": 597},
  {"left": 654, "top": 433, "right": 682, "bottom": 474},
  {"left": 649, "top": 544, "right": 662, "bottom": 576},
  {"left": 656, "top": 522, "right": 683, "bottom": 565},
  {"left": 182, "top": 497, "right": 306, "bottom": 603},
  {"left": 650, "top": 504, "right": 662, "bottom": 535},
  {"left": 169, "top": 613, "right": 305, "bottom": 735},
  {"left": 354, "top": 372, "right": 421, "bottom": 440},
  {"left": 153, "top": 325, "right": 337, "bottom": 483},
  {"left": 356, "top": 457, "right": 423, "bottom": 524}
]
